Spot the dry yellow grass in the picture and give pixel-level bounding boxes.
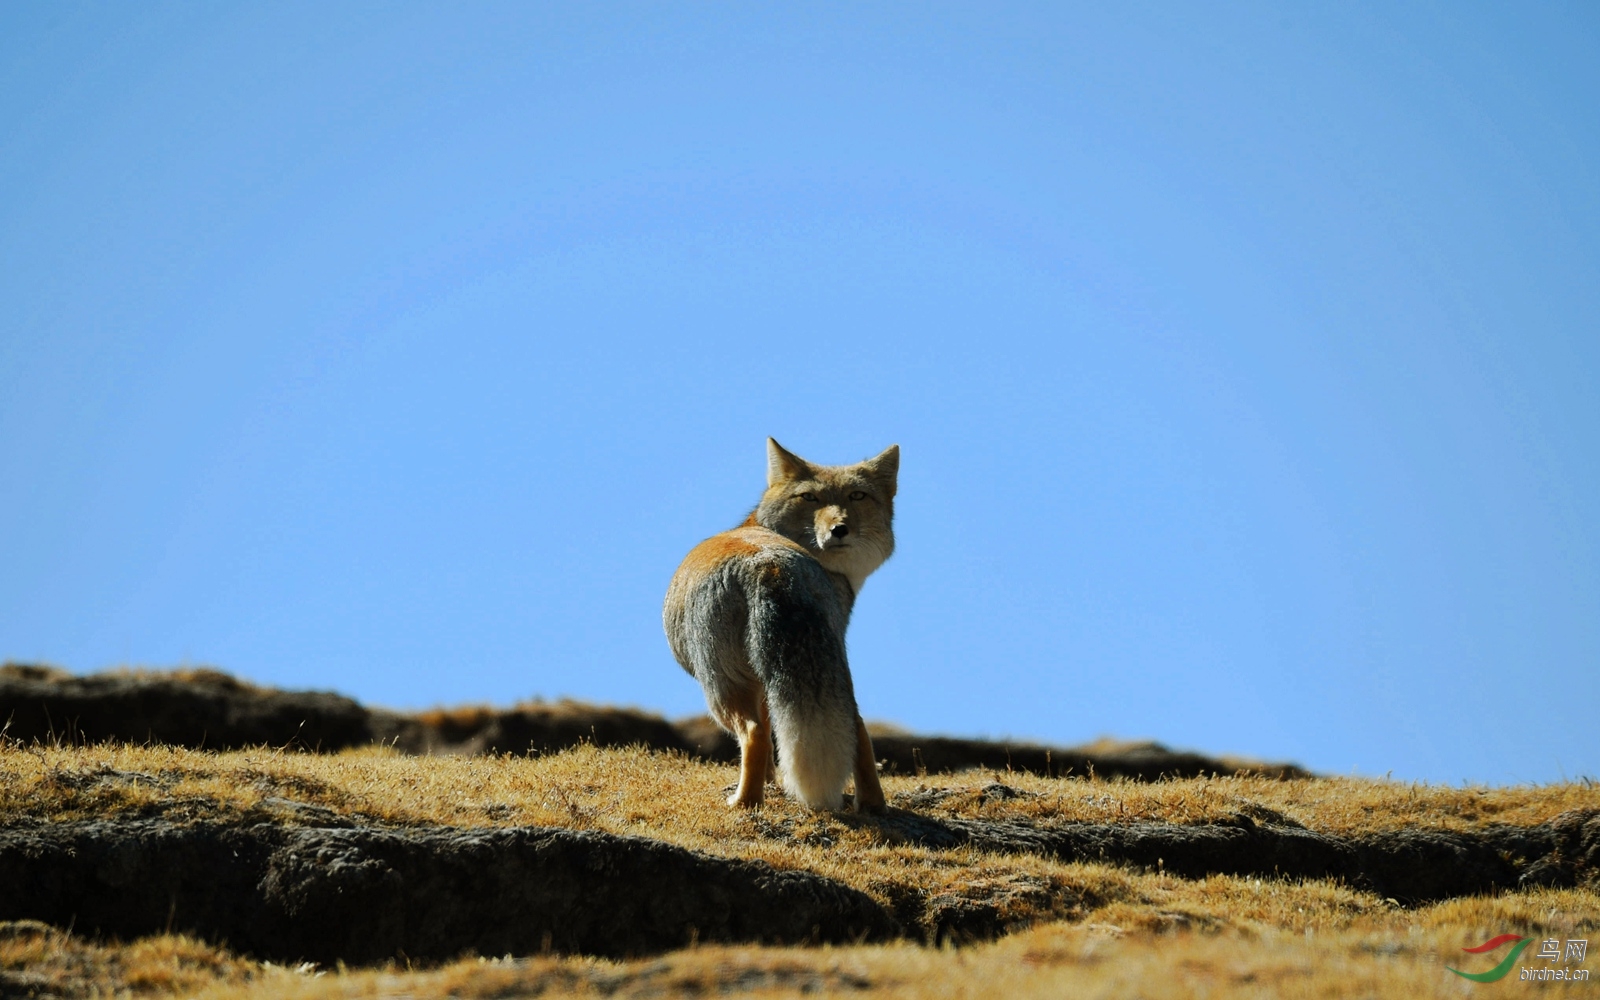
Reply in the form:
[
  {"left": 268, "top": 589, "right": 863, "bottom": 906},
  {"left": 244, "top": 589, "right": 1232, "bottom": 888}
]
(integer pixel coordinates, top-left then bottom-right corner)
[
  {"left": 8, "top": 739, "right": 1594, "bottom": 837},
  {"left": 3, "top": 740, "right": 1596, "bottom": 998},
  {"left": 0, "top": 920, "right": 254, "bottom": 998},
  {"left": 9, "top": 889, "right": 1597, "bottom": 1000}
]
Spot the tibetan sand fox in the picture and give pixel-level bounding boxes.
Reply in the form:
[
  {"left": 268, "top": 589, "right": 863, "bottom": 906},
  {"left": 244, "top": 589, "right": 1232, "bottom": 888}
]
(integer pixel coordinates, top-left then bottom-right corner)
[{"left": 664, "top": 439, "right": 898, "bottom": 813}]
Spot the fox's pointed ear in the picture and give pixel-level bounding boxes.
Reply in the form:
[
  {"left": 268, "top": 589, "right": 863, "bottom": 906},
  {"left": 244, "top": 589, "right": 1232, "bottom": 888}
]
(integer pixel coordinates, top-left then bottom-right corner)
[
  {"left": 863, "top": 443, "right": 899, "bottom": 497},
  {"left": 767, "top": 438, "right": 811, "bottom": 487}
]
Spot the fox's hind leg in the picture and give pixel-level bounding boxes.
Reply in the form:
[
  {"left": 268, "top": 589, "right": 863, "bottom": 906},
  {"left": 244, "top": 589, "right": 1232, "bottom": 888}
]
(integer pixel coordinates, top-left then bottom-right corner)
[
  {"left": 733, "top": 709, "right": 774, "bottom": 808},
  {"left": 714, "top": 681, "right": 774, "bottom": 808},
  {"left": 852, "top": 715, "right": 886, "bottom": 814}
]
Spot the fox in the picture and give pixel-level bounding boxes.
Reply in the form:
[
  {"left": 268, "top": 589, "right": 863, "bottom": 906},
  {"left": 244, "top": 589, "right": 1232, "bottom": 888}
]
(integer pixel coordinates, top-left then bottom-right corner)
[{"left": 663, "top": 438, "right": 899, "bottom": 813}]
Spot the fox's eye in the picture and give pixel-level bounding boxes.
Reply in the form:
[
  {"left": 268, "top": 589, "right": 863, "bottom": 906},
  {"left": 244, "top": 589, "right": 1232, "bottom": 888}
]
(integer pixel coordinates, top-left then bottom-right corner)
[
  {"left": 849, "top": 491, "right": 868, "bottom": 501},
  {"left": 799, "top": 492, "right": 818, "bottom": 502}
]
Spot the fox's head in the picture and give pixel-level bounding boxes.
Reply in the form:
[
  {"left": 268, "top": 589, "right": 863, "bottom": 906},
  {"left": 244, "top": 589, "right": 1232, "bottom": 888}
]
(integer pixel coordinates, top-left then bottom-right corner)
[{"left": 753, "top": 438, "right": 899, "bottom": 593}]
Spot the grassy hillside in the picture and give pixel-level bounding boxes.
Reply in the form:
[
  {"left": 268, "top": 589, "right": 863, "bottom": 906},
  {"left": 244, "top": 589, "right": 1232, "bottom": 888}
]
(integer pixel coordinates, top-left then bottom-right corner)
[{"left": 3, "top": 740, "right": 1596, "bottom": 998}]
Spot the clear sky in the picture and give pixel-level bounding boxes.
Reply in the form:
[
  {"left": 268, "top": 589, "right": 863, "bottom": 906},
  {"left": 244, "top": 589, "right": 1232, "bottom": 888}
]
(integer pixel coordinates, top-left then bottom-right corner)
[{"left": 2, "top": 4, "right": 1596, "bottom": 784}]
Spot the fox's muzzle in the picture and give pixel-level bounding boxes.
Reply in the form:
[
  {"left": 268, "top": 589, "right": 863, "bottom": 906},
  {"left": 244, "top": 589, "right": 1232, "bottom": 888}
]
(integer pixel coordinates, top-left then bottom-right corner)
[{"left": 816, "top": 510, "right": 850, "bottom": 546}]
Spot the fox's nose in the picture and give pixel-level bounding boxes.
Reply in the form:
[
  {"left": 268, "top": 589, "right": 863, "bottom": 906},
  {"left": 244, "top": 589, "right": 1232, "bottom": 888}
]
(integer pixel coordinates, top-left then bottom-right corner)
[{"left": 830, "top": 524, "right": 849, "bottom": 538}]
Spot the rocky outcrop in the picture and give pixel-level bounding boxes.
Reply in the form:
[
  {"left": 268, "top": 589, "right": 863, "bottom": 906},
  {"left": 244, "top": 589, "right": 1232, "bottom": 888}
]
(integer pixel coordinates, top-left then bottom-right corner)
[
  {"left": 864, "top": 733, "right": 1312, "bottom": 781},
  {"left": 2, "top": 664, "right": 1308, "bottom": 779},
  {"left": 0, "top": 819, "right": 895, "bottom": 964},
  {"left": 860, "top": 794, "right": 1600, "bottom": 905},
  {"left": 0, "top": 665, "right": 368, "bottom": 752},
  {"left": 2, "top": 807, "right": 1594, "bottom": 965},
  {"left": 372, "top": 701, "right": 697, "bottom": 758}
]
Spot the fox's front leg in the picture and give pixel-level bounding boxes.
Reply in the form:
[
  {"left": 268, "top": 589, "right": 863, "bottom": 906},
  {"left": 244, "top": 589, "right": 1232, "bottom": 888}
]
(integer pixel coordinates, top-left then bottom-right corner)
[
  {"left": 852, "top": 715, "right": 886, "bottom": 814},
  {"left": 728, "top": 704, "right": 774, "bottom": 809}
]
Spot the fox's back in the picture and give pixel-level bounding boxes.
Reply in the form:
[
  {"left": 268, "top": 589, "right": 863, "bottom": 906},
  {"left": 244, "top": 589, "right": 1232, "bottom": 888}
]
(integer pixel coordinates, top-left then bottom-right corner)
[{"left": 663, "top": 525, "right": 848, "bottom": 686}]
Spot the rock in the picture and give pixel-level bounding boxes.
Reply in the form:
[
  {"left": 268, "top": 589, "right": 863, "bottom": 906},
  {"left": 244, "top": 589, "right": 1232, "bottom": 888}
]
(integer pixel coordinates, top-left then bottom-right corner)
[
  {"left": 385, "top": 701, "right": 696, "bottom": 758},
  {"left": 862, "top": 732, "right": 1312, "bottom": 781},
  {"left": 853, "top": 808, "right": 1600, "bottom": 905},
  {"left": 3, "top": 807, "right": 1591, "bottom": 966},
  {"left": 1, "top": 664, "right": 1312, "bottom": 780},
  {"left": 0, "top": 819, "right": 897, "bottom": 964},
  {"left": 673, "top": 714, "right": 739, "bottom": 761},
  {"left": 0, "top": 665, "right": 368, "bottom": 752}
]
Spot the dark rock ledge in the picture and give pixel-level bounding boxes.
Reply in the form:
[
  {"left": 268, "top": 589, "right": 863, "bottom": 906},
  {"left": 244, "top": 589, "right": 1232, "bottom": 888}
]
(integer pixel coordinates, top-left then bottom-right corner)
[
  {"left": 0, "top": 664, "right": 1310, "bottom": 779},
  {"left": 0, "top": 820, "right": 896, "bottom": 964},
  {"left": 3, "top": 807, "right": 1595, "bottom": 964},
  {"left": 853, "top": 802, "right": 1600, "bottom": 905}
]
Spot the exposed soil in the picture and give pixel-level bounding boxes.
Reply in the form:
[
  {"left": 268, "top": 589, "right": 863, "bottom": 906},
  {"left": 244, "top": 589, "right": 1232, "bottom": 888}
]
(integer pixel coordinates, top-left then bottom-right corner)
[
  {"left": 2, "top": 664, "right": 1307, "bottom": 779},
  {"left": 375, "top": 702, "right": 698, "bottom": 758},
  {"left": 0, "top": 665, "right": 369, "bottom": 753},
  {"left": 3, "top": 804, "right": 1594, "bottom": 964},
  {"left": 2, "top": 666, "right": 1592, "bottom": 984},
  {"left": 864, "top": 789, "right": 1600, "bottom": 905},
  {"left": 866, "top": 733, "right": 1311, "bottom": 780},
  {"left": 0, "top": 819, "right": 895, "bottom": 964}
]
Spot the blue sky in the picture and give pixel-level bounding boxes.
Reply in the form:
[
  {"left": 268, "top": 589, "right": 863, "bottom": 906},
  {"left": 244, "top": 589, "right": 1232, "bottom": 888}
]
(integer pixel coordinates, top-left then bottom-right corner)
[{"left": 2, "top": 4, "right": 1596, "bottom": 784}]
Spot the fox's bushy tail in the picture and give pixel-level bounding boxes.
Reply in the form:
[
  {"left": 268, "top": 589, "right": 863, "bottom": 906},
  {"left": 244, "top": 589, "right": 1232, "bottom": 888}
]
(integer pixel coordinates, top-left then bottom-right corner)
[
  {"left": 766, "top": 688, "right": 857, "bottom": 811},
  {"left": 745, "top": 556, "right": 858, "bottom": 811}
]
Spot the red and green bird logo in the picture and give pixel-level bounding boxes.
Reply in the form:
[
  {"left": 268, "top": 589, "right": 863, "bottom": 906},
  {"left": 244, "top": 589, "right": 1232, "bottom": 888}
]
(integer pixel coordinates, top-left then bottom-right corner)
[{"left": 1447, "top": 934, "right": 1531, "bottom": 983}]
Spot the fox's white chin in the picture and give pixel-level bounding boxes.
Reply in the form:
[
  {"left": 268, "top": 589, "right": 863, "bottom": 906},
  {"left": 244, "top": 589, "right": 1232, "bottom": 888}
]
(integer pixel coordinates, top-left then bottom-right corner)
[{"left": 815, "top": 538, "right": 890, "bottom": 594}]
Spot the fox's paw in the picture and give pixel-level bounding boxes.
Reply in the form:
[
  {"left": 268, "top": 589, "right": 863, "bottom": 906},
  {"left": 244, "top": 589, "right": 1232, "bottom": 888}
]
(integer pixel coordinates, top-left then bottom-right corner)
[
  {"left": 849, "top": 790, "right": 887, "bottom": 815},
  {"left": 838, "top": 790, "right": 889, "bottom": 816}
]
